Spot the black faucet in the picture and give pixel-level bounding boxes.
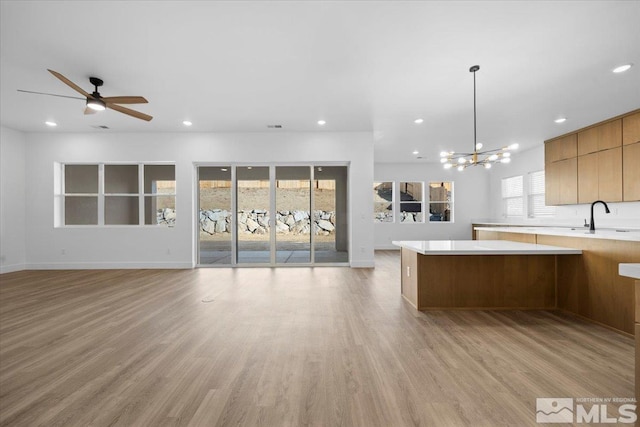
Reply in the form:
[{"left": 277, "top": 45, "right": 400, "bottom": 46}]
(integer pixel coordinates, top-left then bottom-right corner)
[{"left": 589, "top": 200, "right": 610, "bottom": 233}]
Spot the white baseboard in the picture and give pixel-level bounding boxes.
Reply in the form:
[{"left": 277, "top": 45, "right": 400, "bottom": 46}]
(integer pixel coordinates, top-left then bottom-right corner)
[
  {"left": 350, "top": 260, "right": 375, "bottom": 268},
  {"left": 375, "top": 245, "right": 400, "bottom": 250},
  {"left": 0, "top": 263, "right": 27, "bottom": 274},
  {"left": 25, "top": 261, "right": 194, "bottom": 270}
]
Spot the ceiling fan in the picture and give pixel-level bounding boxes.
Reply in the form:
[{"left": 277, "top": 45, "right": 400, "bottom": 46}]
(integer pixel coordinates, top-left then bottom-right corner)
[{"left": 18, "top": 69, "right": 152, "bottom": 121}]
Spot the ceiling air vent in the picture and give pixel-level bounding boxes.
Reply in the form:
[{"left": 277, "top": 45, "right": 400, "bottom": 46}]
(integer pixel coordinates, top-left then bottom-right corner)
[
  {"left": 267, "top": 124, "right": 283, "bottom": 129},
  {"left": 91, "top": 125, "right": 110, "bottom": 129}
]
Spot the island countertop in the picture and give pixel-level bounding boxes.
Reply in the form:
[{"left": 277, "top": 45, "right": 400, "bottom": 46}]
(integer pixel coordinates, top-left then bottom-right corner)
[
  {"left": 619, "top": 264, "right": 640, "bottom": 280},
  {"left": 392, "top": 240, "right": 583, "bottom": 255}
]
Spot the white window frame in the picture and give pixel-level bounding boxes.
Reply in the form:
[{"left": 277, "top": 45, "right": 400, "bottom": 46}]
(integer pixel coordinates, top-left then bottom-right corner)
[
  {"left": 501, "top": 175, "right": 524, "bottom": 218},
  {"left": 428, "top": 181, "right": 454, "bottom": 223},
  {"left": 398, "top": 181, "right": 424, "bottom": 223},
  {"left": 58, "top": 162, "right": 176, "bottom": 227},
  {"left": 527, "top": 170, "right": 556, "bottom": 218},
  {"left": 373, "top": 181, "right": 394, "bottom": 223}
]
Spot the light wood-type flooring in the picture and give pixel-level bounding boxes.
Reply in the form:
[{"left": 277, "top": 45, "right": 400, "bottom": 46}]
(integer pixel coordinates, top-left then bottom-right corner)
[{"left": 0, "top": 251, "right": 634, "bottom": 426}]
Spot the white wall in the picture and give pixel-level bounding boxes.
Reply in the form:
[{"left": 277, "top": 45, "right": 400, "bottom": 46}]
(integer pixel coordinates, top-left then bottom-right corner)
[
  {"left": 487, "top": 144, "right": 640, "bottom": 228},
  {"left": 374, "top": 162, "right": 491, "bottom": 249},
  {"left": 23, "top": 131, "right": 375, "bottom": 269},
  {"left": 0, "top": 126, "right": 27, "bottom": 273}
]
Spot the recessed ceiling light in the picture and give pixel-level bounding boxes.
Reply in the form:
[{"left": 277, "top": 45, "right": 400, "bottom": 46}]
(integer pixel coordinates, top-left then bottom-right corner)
[
  {"left": 182, "top": 120, "right": 192, "bottom": 126},
  {"left": 412, "top": 150, "right": 419, "bottom": 155},
  {"left": 414, "top": 118, "right": 424, "bottom": 124},
  {"left": 45, "top": 121, "right": 57, "bottom": 127},
  {"left": 554, "top": 117, "right": 567, "bottom": 123},
  {"left": 317, "top": 120, "right": 326, "bottom": 125},
  {"left": 613, "top": 64, "right": 632, "bottom": 73}
]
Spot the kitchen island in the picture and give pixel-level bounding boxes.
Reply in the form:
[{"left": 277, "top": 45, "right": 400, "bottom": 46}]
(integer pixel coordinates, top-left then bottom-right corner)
[{"left": 393, "top": 240, "right": 582, "bottom": 310}]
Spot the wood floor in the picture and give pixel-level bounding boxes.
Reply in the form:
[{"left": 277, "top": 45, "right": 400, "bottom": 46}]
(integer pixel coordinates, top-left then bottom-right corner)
[{"left": 0, "top": 251, "right": 634, "bottom": 426}]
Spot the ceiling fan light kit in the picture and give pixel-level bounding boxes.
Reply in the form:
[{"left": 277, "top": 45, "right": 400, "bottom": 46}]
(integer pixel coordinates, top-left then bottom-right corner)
[{"left": 440, "top": 65, "right": 517, "bottom": 171}]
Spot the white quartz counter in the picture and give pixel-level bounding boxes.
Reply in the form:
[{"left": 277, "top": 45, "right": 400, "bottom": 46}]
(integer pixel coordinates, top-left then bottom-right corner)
[
  {"left": 619, "top": 264, "right": 640, "bottom": 280},
  {"left": 392, "top": 240, "right": 582, "bottom": 256},
  {"left": 474, "top": 226, "right": 640, "bottom": 242}
]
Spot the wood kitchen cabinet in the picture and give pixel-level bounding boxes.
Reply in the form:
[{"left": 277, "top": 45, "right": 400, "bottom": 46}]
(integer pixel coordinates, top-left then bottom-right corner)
[
  {"left": 623, "top": 111, "right": 640, "bottom": 145},
  {"left": 577, "top": 147, "right": 622, "bottom": 203},
  {"left": 577, "top": 119, "right": 622, "bottom": 155},
  {"left": 546, "top": 158, "right": 577, "bottom": 205},
  {"left": 545, "top": 134, "right": 577, "bottom": 162},
  {"left": 545, "top": 109, "right": 638, "bottom": 205},
  {"left": 624, "top": 142, "right": 640, "bottom": 201}
]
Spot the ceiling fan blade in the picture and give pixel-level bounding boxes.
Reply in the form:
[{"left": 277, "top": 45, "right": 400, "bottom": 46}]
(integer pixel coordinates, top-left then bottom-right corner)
[
  {"left": 107, "top": 103, "right": 153, "bottom": 121},
  {"left": 47, "top": 69, "right": 91, "bottom": 98},
  {"left": 84, "top": 107, "right": 97, "bottom": 115},
  {"left": 17, "top": 89, "right": 84, "bottom": 100},
  {"left": 102, "top": 96, "right": 148, "bottom": 104}
]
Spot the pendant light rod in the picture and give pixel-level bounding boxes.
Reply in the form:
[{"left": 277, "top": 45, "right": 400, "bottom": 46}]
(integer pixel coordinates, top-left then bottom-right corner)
[{"left": 470, "top": 65, "right": 480, "bottom": 154}]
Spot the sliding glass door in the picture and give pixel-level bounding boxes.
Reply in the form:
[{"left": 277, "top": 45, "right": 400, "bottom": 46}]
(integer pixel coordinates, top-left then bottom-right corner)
[
  {"left": 236, "top": 166, "right": 271, "bottom": 264},
  {"left": 198, "top": 167, "right": 232, "bottom": 265},
  {"left": 276, "top": 166, "right": 311, "bottom": 264},
  {"left": 197, "top": 164, "right": 348, "bottom": 266}
]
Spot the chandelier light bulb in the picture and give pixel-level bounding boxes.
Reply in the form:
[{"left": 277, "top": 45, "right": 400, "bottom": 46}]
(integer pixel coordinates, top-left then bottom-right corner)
[
  {"left": 503, "top": 152, "right": 511, "bottom": 157},
  {"left": 488, "top": 154, "right": 499, "bottom": 161},
  {"left": 440, "top": 151, "right": 449, "bottom": 157},
  {"left": 501, "top": 157, "right": 511, "bottom": 163},
  {"left": 457, "top": 165, "right": 465, "bottom": 171},
  {"left": 484, "top": 163, "right": 492, "bottom": 169},
  {"left": 458, "top": 157, "right": 466, "bottom": 164},
  {"left": 508, "top": 143, "right": 519, "bottom": 150},
  {"left": 475, "top": 142, "right": 483, "bottom": 150},
  {"left": 444, "top": 163, "right": 453, "bottom": 169}
]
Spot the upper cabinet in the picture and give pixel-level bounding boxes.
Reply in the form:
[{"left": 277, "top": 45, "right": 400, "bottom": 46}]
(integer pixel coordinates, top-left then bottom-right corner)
[
  {"left": 544, "top": 109, "right": 639, "bottom": 205},
  {"left": 577, "top": 119, "right": 622, "bottom": 155},
  {"left": 623, "top": 112, "right": 640, "bottom": 145},
  {"left": 545, "top": 134, "right": 577, "bottom": 162}
]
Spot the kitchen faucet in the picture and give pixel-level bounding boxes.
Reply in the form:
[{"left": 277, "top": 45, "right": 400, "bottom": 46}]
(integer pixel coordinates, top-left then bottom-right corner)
[{"left": 589, "top": 200, "right": 610, "bottom": 233}]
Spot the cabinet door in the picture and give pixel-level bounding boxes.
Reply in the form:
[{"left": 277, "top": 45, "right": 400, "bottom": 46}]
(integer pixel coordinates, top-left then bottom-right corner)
[
  {"left": 545, "top": 134, "right": 577, "bottom": 163},
  {"left": 624, "top": 142, "right": 640, "bottom": 201},
  {"left": 578, "top": 119, "right": 622, "bottom": 155},
  {"left": 598, "top": 147, "right": 622, "bottom": 202},
  {"left": 545, "top": 162, "right": 559, "bottom": 206},
  {"left": 623, "top": 112, "right": 640, "bottom": 145},
  {"left": 546, "top": 158, "right": 577, "bottom": 205},
  {"left": 578, "top": 153, "right": 599, "bottom": 203}
]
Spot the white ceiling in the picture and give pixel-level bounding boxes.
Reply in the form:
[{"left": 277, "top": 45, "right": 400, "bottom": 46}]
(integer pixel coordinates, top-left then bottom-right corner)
[{"left": 1, "top": 1, "right": 639, "bottom": 162}]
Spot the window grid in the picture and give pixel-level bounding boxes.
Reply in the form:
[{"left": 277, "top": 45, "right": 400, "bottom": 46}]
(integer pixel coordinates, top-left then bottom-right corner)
[
  {"left": 61, "top": 163, "right": 175, "bottom": 226},
  {"left": 373, "top": 181, "right": 394, "bottom": 223},
  {"left": 399, "top": 182, "right": 424, "bottom": 223},
  {"left": 501, "top": 175, "right": 524, "bottom": 217},
  {"left": 528, "top": 170, "right": 556, "bottom": 218}
]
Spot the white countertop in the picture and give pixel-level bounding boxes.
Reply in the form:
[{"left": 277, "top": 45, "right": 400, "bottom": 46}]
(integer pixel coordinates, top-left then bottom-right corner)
[
  {"left": 619, "top": 264, "right": 640, "bottom": 280},
  {"left": 474, "top": 226, "right": 640, "bottom": 242},
  {"left": 393, "top": 240, "right": 582, "bottom": 255}
]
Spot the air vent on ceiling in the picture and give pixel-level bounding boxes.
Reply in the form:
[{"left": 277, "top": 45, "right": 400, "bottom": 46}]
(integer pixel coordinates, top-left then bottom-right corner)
[
  {"left": 91, "top": 125, "right": 110, "bottom": 129},
  {"left": 267, "top": 124, "right": 283, "bottom": 129}
]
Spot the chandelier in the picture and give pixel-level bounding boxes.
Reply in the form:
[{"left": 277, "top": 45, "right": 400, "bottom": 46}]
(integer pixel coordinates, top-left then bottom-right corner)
[{"left": 440, "top": 65, "right": 518, "bottom": 171}]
